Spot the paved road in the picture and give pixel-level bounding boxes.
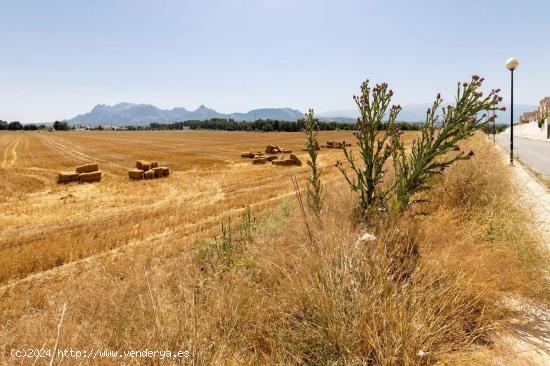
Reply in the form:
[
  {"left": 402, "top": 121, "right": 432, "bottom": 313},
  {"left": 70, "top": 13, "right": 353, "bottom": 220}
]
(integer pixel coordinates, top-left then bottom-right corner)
[{"left": 496, "top": 134, "right": 550, "bottom": 177}]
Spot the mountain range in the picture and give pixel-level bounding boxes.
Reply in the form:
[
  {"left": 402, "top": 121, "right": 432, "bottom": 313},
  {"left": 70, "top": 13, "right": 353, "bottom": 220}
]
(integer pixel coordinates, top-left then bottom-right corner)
[
  {"left": 69, "top": 103, "right": 305, "bottom": 125},
  {"left": 69, "top": 102, "right": 538, "bottom": 125},
  {"left": 318, "top": 103, "right": 538, "bottom": 125}
]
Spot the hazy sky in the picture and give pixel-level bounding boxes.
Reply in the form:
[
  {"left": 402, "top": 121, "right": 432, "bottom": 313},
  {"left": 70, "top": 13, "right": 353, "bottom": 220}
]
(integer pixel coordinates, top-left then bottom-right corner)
[{"left": 1, "top": 0, "right": 549, "bottom": 123}]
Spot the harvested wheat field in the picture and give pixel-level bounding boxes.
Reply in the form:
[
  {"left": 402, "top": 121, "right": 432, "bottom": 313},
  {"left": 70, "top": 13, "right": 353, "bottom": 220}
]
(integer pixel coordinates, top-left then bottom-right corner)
[
  {"left": 2, "top": 130, "right": 404, "bottom": 284},
  {"left": 1, "top": 130, "right": 548, "bottom": 365}
]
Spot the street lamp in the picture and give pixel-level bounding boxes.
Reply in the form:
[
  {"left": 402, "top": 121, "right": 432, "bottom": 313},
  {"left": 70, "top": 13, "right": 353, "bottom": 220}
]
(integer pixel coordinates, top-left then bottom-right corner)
[{"left": 505, "top": 57, "right": 519, "bottom": 165}]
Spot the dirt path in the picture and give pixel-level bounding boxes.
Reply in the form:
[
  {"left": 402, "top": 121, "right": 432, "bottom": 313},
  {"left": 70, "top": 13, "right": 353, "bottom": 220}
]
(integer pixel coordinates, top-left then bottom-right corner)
[
  {"left": 0, "top": 136, "right": 20, "bottom": 169},
  {"left": 494, "top": 152, "right": 550, "bottom": 365}
]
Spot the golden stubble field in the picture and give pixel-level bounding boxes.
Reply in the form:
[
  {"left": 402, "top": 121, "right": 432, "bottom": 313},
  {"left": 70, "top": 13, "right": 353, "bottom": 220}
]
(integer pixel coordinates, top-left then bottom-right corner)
[{"left": 0, "top": 130, "right": 416, "bottom": 288}]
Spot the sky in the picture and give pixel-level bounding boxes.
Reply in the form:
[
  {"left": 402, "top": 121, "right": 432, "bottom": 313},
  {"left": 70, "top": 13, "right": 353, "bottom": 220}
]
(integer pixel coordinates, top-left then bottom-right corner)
[{"left": 1, "top": 0, "right": 549, "bottom": 123}]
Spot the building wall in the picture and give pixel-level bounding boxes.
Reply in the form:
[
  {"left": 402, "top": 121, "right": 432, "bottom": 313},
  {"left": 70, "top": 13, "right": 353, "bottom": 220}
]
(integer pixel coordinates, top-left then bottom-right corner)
[{"left": 504, "top": 119, "right": 549, "bottom": 141}]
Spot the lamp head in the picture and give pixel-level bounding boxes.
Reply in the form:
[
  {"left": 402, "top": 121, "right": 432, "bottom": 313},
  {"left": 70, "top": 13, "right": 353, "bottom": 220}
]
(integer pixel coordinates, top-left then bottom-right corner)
[{"left": 505, "top": 57, "right": 519, "bottom": 71}]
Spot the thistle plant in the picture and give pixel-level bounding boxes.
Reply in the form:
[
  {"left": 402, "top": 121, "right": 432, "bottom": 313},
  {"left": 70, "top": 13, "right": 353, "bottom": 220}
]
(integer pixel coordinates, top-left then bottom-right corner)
[
  {"left": 304, "top": 108, "right": 322, "bottom": 217},
  {"left": 335, "top": 76, "right": 503, "bottom": 216},
  {"left": 391, "top": 75, "right": 503, "bottom": 209},
  {"left": 337, "top": 81, "right": 402, "bottom": 213}
]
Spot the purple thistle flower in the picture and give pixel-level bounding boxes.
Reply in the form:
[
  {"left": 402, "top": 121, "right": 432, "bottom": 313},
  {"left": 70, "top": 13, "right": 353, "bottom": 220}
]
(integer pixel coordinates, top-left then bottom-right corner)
[
  {"left": 468, "top": 150, "right": 475, "bottom": 157},
  {"left": 453, "top": 145, "right": 460, "bottom": 151}
]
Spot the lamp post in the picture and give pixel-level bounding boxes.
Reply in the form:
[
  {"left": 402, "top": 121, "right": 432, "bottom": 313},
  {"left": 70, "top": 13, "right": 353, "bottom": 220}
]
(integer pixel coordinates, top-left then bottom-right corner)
[{"left": 505, "top": 57, "right": 519, "bottom": 165}]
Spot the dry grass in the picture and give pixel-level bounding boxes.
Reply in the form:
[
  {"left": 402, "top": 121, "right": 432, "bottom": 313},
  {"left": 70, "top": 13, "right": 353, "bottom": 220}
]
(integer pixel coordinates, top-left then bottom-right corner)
[{"left": 0, "top": 131, "right": 547, "bottom": 365}]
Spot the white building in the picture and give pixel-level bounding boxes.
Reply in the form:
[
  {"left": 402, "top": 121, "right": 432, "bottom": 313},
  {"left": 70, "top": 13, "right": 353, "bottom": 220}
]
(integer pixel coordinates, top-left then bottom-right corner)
[{"left": 505, "top": 97, "right": 550, "bottom": 141}]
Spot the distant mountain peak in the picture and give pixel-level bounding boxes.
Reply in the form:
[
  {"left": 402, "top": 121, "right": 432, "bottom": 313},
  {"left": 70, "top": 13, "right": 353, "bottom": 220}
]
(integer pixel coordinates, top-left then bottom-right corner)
[{"left": 195, "top": 104, "right": 214, "bottom": 112}]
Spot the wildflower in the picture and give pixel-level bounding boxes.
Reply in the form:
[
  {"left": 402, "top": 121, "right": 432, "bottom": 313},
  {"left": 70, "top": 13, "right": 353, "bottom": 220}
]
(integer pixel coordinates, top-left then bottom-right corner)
[
  {"left": 417, "top": 350, "right": 429, "bottom": 357},
  {"left": 468, "top": 150, "right": 475, "bottom": 157},
  {"left": 472, "top": 75, "right": 480, "bottom": 81},
  {"left": 469, "top": 116, "right": 477, "bottom": 125},
  {"left": 453, "top": 145, "right": 460, "bottom": 151}
]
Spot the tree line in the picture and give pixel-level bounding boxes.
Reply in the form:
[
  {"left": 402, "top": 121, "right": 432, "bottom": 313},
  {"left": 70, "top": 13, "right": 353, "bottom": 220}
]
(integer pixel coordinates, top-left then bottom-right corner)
[
  {"left": 0, "top": 120, "right": 70, "bottom": 130},
  {"left": 146, "top": 118, "right": 423, "bottom": 132}
]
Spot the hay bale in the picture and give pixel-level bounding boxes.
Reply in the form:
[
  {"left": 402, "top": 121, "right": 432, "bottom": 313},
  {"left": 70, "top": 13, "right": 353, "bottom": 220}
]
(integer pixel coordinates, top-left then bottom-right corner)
[
  {"left": 151, "top": 161, "right": 158, "bottom": 168},
  {"left": 128, "top": 169, "right": 144, "bottom": 180},
  {"left": 79, "top": 171, "right": 102, "bottom": 183},
  {"left": 265, "top": 155, "right": 278, "bottom": 162},
  {"left": 136, "top": 160, "right": 151, "bottom": 170},
  {"left": 272, "top": 159, "right": 295, "bottom": 166},
  {"left": 241, "top": 152, "right": 255, "bottom": 158},
  {"left": 265, "top": 145, "right": 281, "bottom": 154},
  {"left": 144, "top": 169, "right": 155, "bottom": 179},
  {"left": 290, "top": 154, "right": 302, "bottom": 166},
  {"left": 57, "top": 171, "right": 80, "bottom": 184},
  {"left": 75, "top": 163, "right": 99, "bottom": 173},
  {"left": 161, "top": 167, "right": 170, "bottom": 176},
  {"left": 253, "top": 157, "right": 268, "bottom": 164},
  {"left": 280, "top": 148, "right": 292, "bottom": 153},
  {"left": 153, "top": 167, "right": 164, "bottom": 178}
]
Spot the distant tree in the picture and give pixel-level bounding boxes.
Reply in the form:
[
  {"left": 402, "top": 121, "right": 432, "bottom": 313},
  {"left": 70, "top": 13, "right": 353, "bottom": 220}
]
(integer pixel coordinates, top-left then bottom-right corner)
[
  {"left": 53, "top": 121, "right": 70, "bottom": 130},
  {"left": 7, "top": 121, "right": 23, "bottom": 130},
  {"left": 23, "top": 124, "right": 38, "bottom": 130},
  {"left": 0, "top": 120, "right": 8, "bottom": 130}
]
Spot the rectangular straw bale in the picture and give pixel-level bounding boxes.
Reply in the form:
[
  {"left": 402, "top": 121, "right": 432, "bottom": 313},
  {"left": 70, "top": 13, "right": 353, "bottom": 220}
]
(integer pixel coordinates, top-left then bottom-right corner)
[
  {"left": 128, "top": 169, "right": 144, "bottom": 180},
  {"left": 253, "top": 157, "right": 268, "bottom": 164},
  {"left": 75, "top": 163, "right": 99, "bottom": 173},
  {"left": 144, "top": 170, "right": 155, "bottom": 179},
  {"left": 153, "top": 167, "right": 164, "bottom": 178},
  {"left": 79, "top": 171, "right": 102, "bottom": 182},
  {"left": 272, "top": 159, "right": 295, "bottom": 166},
  {"left": 151, "top": 161, "right": 158, "bottom": 168},
  {"left": 136, "top": 160, "right": 151, "bottom": 170},
  {"left": 161, "top": 167, "right": 170, "bottom": 176},
  {"left": 290, "top": 154, "right": 302, "bottom": 166},
  {"left": 57, "top": 171, "right": 80, "bottom": 184}
]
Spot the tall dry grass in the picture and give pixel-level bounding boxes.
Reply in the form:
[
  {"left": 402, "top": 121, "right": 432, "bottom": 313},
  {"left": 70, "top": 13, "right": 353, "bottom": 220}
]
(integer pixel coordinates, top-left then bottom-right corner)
[{"left": 0, "top": 133, "right": 547, "bottom": 365}]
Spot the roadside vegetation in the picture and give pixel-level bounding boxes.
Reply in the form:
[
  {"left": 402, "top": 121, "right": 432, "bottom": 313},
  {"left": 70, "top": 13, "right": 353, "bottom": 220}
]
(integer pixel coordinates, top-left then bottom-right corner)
[
  {"left": 1, "top": 77, "right": 548, "bottom": 365},
  {"left": 3, "top": 133, "right": 544, "bottom": 365}
]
